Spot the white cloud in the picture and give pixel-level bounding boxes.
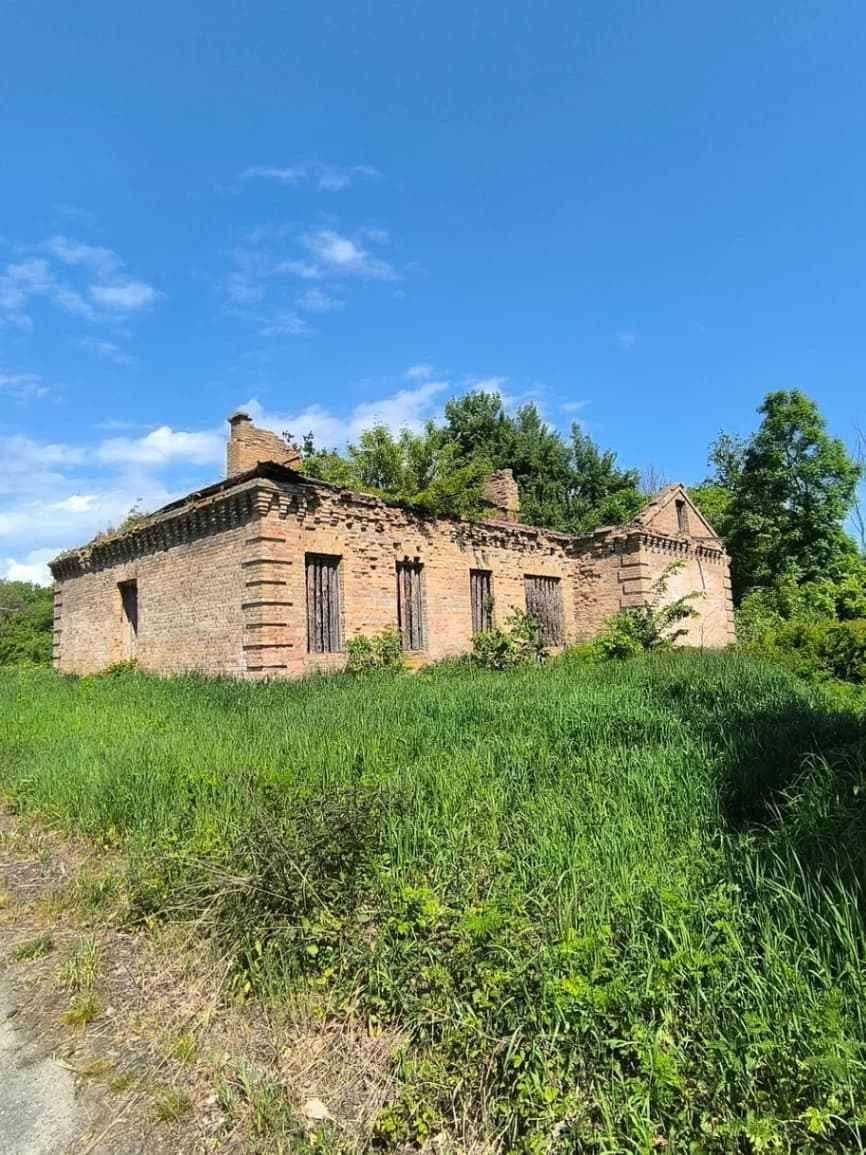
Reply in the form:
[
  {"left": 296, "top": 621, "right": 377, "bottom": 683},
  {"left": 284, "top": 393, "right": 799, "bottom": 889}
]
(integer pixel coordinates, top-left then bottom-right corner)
[
  {"left": 95, "top": 426, "right": 224, "bottom": 468},
  {"left": 468, "top": 376, "right": 508, "bottom": 393},
  {"left": 239, "top": 162, "right": 380, "bottom": 191},
  {"left": 0, "top": 548, "right": 59, "bottom": 586},
  {"left": 561, "top": 400, "right": 590, "bottom": 413},
  {"left": 0, "top": 236, "right": 159, "bottom": 331},
  {"left": 43, "top": 235, "right": 119, "bottom": 275},
  {"left": 0, "top": 369, "right": 49, "bottom": 400},
  {"left": 296, "top": 288, "right": 344, "bottom": 312},
  {"left": 615, "top": 329, "right": 637, "bottom": 350},
  {"left": 0, "top": 424, "right": 221, "bottom": 577},
  {"left": 243, "top": 376, "right": 450, "bottom": 450},
  {"left": 79, "top": 336, "right": 131, "bottom": 364},
  {"left": 299, "top": 228, "right": 395, "bottom": 280},
  {"left": 404, "top": 364, "right": 433, "bottom": 381},
  {"left": 258, "top": 311, "right": 313, "bottom": 337},
  {"left": 276, "top": 259, "right": 321, "bottom": 280},
  {"left": 90, "top": 280, "right": 159, "bottom": 311}
]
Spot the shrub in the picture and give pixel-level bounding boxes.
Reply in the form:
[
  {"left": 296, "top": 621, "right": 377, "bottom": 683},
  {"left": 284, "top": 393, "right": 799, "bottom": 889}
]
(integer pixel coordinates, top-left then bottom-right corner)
[
  {"left": 471, "top": 608, "right": 546, "bottom": 669},
  {"left": 748, "top": 618, "right": 866, "bottom": 684},
  {"left": 596, "top": 562, "right": 702, "bottom": 659},
  {"left": 345, "top": 627, "right": 406, "bottom": 673}
]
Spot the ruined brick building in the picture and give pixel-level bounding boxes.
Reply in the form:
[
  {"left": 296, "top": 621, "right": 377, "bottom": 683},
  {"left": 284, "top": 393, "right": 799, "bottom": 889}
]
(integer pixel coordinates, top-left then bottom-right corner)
[{"left": 50, "top": 414, "right": 735, "bottom": 677}]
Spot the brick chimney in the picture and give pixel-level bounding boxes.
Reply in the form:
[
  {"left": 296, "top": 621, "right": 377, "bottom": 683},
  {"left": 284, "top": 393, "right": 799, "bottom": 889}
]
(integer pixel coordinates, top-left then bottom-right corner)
[
  {"left": 226, "top": 412, "right": 304, "bottom": 478},
  {"left": 481, "top": 469, "right": 520, "bottom": 522}
]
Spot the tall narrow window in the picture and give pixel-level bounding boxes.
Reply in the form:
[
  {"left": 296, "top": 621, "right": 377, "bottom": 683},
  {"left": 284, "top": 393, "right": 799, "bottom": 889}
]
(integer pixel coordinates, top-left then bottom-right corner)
[
  {"left": 470, "top": 569, "right": 493, "bottom": 634},
  {"left": 524, "top": 575, "right": 564, "bottom": 645},
  {"left": 306, "top": 554, "right": 343, "bottom": 653},
  {"left": 676, "top": 499, "right": 689, "bottom": 534},
  {"left": 396, "top": 560, "right": 426, "bottom": 650},
  {"left": 119, "top": 580, "right": 138, "bottom": 659}
]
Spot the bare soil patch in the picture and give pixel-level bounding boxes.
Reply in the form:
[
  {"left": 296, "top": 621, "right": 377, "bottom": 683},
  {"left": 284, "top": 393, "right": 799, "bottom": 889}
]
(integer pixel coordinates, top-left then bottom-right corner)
[{"left": 0, "top": 809, "right": 400, "bottom": 1154}]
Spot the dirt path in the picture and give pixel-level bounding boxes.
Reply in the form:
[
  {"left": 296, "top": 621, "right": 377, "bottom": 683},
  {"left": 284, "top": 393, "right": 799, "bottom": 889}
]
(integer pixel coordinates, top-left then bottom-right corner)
[
  {"left": 0, "top": 809, "right": 399, "bottom": 1155},
  {"left": 0, "top": 974, "right": 82, "bottom": 1155},
  {"left": 0, "top": 815, "right": 204, "bottom": 1155}
]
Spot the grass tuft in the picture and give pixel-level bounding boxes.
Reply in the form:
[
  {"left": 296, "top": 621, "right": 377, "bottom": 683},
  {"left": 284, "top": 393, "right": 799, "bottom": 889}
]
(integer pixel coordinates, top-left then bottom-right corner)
[{"left": 11, "top": 932, "right": 54, "bottom": 960}]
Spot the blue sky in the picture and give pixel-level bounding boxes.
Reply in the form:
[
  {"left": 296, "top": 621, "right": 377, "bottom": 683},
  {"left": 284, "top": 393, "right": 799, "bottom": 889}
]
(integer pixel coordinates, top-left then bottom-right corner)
[{"left": 2, "top": 2, "right": 865, "bottom": 582}]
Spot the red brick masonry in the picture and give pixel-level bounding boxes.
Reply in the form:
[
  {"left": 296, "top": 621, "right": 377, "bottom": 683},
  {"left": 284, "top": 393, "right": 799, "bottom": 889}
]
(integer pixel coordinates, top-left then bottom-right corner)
[{"left": 50, "top": 420, "right": 735, "bottom": 678}]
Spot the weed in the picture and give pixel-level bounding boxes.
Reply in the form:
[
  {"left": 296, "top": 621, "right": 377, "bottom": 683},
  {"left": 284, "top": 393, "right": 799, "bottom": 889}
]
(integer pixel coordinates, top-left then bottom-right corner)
[
  {"left": 154, "top": 1087, "right": 193, "bottom": 1122},
  {"left": 171, "top": 1031, "right": 198, "bottom": 1065},
  {"left": 11, "top": 932, "right": 54, "bottom": 960},
  {"left": 57, "top": 935, "right": 101, "bottom": 992},
  {"left": 60, "top": 993, "right": 99, "bottom": 1026},
  {"left": 108, "top": 1072, "right": 136, "bottom": 1092},
  {"left": 345, "top": 628, "right": 407, "bottom": 673}
]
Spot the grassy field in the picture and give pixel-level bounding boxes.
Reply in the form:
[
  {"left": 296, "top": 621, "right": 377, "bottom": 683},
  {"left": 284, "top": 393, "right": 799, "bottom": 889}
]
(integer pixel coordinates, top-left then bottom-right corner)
[{"left": 1, "top": 652, "right": 865, "bottom": 1152}]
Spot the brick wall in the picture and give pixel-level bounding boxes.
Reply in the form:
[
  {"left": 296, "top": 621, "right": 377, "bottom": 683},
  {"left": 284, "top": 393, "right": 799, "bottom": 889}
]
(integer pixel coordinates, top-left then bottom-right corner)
[
  {"left": 51, "top": 472, "right": 734, "bottom": 678},
  {"left": 226, "top": 412, "right": 303, "bottom": 478}
]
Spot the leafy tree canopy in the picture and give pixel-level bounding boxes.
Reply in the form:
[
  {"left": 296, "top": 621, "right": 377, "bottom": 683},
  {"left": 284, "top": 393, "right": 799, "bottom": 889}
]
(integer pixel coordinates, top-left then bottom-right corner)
[
  {"left": 0, "top": 579, "right": 53, "bottom": 666},
  {"left": 692, "top": 390, "right": 864, "bottom": 611},
  {"left": 300, "top": 390, "right": 645, "bottom": 534}
]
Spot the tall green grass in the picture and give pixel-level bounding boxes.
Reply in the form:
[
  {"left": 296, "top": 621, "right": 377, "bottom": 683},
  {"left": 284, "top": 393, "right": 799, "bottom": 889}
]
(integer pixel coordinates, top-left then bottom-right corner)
[{"left": 1, "top": 652, "right": 864, "bottom": 1152}]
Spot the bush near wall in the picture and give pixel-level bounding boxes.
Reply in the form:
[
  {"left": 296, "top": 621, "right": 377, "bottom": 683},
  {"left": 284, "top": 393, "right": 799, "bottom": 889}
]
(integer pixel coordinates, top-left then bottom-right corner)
[{"left": 745, "top": 618, "right": 866, "bottom": 685}]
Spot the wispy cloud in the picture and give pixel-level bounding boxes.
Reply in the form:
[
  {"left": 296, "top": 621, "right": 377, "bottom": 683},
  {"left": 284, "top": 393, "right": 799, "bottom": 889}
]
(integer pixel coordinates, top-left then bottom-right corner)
[
  {"left": 404, "top": 364, "right": 433, "bottom": 381},
  {"left": 224, "top": 223, "right": 398, "bottom": 333},
  {"left": 0, "top": 422, "right": 226, "bottom": 583},
  {"left": 244, "top": 370, "right": 453, "bottom": 450},
  {"left": 79, "top": 336, "right": 131, "bottom": 365},
  {"left": 0, "top": 368, "right": 49, "bottom": 400},
  {"left": 298, "top": 228, "right": 395, "bottom": 280},
  {"left": 296, "top": 288, "right": 344, "bottom": 313},
  {"left": 90, "top": 280, "right": 159, "bottom": 311},
  {"left": 94, "top": 426, "right": 224, "bottom": 468},
  {"left": 0, "top": 235, "right": 160, "bottom": 333},
  {"left": 239, "top": 161, "right": 380, "bottom": 192},
  {"left": 43, "top": 235, "right": 119, "bottom": 275},
  {"left": 615, "top": 329, "right": 637, "bottom": 350},
  {"left": 257, "top": 310, "right": 313, "bottom": 337}
]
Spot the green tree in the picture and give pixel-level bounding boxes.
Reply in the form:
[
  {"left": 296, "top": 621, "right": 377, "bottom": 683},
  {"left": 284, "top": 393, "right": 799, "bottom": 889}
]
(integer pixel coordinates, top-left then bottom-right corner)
[
  {"left": 298, "top": 389, "right": 645, "bottom": 533},
  {"left": 566, "top": 426, "right": 644, "bottom": 532},
  {"left": 0, "top": 580, "right": 53, "bottom": 666},
  {"left": 724, "top": 391, "right": 862, "bottom": 600}
]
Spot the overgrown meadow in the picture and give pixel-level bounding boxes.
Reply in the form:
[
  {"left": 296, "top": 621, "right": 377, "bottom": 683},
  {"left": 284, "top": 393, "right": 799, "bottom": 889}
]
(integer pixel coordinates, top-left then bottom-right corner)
[{"left": 1, "top": 652, "right": 865, "bottom": 1152}]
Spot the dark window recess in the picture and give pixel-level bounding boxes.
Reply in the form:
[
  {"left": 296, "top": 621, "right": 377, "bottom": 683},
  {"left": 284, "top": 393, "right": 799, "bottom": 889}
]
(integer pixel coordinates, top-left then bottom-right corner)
[
  {"left": 524, "top": 575, "right": 564, "bottom": 645},
  {"left": 470, "top": 569, "right": 493, "bottom": 634},
  {"left": 119, "top": 580, "right": 138, "bottom": 659},
  {"left": 396, "top": 560, "right": 426, "bottom": 650},
  {"left": 306, "top": 554, "right": 343, "bottom": 653},
  {"left": 676, "top": 499, "right": 689, "bottom": 534}
]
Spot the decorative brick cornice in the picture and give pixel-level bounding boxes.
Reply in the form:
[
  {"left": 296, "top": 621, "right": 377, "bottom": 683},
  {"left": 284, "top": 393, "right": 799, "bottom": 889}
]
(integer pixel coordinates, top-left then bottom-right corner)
[
  {"left": 50, "top": 480, "right": 273, "bottom": 580},
  {"left": 49, "top": 464, "right": 730, "bottom": 582}
]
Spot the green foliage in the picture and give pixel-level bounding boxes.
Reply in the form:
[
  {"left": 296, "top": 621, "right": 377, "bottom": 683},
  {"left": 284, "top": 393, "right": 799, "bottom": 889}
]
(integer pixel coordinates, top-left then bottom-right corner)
[
  {"left": 745, "top": 618, "right": 866, "bottom": 684},
  {"left": 2, "top": 655, "right": 866, "bottom": 1150},
  {"left": 0, "top": 579, "right": 53, "bottom": 666},
  {"left": 345, "top": 628, "right": 406, "bottom": 673},
  {"left": 11, "top": 932, "right": 54, "bottom": 960},
  {"left": 301, "top": 390, "right": 646, "bottom": 533},
  {"left": 595, "top": 562, "right": 702, "bottom": 658},
  {"left": 471, "top": 608, "right": 547, "bottom": 669},
  {"left": 700, "top": 391, "right": 863, "bottom": 603}
]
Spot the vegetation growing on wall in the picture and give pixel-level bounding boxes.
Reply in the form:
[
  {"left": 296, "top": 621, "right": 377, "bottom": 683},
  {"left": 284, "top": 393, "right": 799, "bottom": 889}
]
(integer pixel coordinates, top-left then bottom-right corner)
[{"left": 297, "top": 390, "right": 645, "bottom": 533}]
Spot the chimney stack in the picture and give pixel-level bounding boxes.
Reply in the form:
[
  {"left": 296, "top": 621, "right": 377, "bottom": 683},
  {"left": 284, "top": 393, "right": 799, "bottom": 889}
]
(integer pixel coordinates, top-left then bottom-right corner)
[
  {"left": 226, "top": 412, "right": 304, "bottom": 478},
  {"left": 481, "top": 469, "right": 520, "bottom": 522}
]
